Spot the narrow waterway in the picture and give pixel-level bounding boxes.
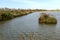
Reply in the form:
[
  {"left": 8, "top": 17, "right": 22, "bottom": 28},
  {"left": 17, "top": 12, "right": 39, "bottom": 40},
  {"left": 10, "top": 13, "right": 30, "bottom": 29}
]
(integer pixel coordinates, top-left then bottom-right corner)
[{"left": 0, "top": 12, "right": 60, "bottom": 40}]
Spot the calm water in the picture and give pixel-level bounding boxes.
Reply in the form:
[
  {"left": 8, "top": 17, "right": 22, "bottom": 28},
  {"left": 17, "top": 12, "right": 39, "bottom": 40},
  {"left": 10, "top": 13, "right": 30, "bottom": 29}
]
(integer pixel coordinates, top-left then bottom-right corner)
[{"left": 0, "top": 12, "right": 60, "bottom": 40}]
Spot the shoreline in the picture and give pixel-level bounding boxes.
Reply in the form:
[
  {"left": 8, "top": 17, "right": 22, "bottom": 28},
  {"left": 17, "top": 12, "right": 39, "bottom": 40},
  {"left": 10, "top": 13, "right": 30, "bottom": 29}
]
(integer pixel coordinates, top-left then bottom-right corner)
[{"left": 0, "top": 8, "right": 60, "bottom": 21}]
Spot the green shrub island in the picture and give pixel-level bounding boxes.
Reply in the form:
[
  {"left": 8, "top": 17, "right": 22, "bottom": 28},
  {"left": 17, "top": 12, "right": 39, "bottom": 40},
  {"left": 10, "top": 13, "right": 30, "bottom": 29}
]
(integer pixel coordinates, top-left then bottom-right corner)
[{"left": 39, "top": 13, "right": 57, "bottom": 24}]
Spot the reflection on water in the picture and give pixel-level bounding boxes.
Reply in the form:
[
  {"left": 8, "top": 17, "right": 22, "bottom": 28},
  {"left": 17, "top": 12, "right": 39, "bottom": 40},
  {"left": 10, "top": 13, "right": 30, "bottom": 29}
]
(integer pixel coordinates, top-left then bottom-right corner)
[{"left": 0, "top": 12, "right": 60, "bottom": 40}]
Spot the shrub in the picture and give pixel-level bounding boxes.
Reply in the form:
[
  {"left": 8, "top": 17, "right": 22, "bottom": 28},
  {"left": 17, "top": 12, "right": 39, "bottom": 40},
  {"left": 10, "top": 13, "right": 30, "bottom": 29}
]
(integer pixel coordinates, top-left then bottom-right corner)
[
  {"left": 1, "top": 13, "right": 13, "bottom": 20},
  {"left": 39, "top": 13, "right": 57, "bottom": 24}
]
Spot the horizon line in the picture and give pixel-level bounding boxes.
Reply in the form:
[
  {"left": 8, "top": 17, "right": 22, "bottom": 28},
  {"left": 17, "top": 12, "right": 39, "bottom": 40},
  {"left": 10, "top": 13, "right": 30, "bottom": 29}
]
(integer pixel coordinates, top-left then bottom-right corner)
[{"left": 0, "top": 7, "right": 60, "bottom": 10}]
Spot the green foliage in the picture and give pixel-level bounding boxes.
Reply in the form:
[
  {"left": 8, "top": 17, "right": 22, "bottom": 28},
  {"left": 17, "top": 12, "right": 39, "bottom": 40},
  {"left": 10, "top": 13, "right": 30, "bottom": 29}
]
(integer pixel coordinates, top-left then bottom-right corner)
[
  {"left": 39, "top": 13, "right": 57, "bottom": 24},
  {"left": 0, "top": 8, "right": 33, "bottom": 21},
  {"left": 1, "top": 12, "right": 13, "bottom": 20}
]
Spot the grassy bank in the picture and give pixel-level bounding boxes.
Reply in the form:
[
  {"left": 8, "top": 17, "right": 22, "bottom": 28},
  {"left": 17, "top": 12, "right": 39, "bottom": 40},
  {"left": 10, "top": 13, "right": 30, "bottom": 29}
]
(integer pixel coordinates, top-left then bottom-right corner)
[
  {"left": 0, "top": 8, "right": 33, "bottom": 21},
  {"left": 0, "top": 8, "right": 59, "bottom": 21}
]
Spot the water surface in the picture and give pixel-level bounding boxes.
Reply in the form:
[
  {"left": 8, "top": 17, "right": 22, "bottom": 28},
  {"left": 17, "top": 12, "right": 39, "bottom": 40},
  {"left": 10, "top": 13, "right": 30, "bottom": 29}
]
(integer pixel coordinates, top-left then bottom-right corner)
[{"left": 0, "top": 12, "right": 60, "bottom": 40}]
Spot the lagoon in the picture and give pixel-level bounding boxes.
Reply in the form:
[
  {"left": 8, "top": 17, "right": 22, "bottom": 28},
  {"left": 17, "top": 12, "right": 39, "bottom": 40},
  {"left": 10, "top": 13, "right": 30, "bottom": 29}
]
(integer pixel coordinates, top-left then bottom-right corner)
[{"left": 0, "top": 12, "right": 60, "bottom": 40}]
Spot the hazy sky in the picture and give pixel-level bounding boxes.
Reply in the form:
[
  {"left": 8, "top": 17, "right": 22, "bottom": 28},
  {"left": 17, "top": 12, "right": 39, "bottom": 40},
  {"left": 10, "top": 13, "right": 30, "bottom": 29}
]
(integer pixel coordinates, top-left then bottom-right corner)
[{"left": 0, "top": 0, "right": 60, "bottom": 9}]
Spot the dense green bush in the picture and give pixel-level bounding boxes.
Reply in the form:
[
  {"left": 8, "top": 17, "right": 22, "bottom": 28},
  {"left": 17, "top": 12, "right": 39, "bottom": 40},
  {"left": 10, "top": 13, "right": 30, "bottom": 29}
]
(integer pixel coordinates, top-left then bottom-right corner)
[
  {"left": 1, "top": 13, "right": 13, "bottom": 20},
  {"left": 39, "top": 13, "right": 57, "bottom": 24}
]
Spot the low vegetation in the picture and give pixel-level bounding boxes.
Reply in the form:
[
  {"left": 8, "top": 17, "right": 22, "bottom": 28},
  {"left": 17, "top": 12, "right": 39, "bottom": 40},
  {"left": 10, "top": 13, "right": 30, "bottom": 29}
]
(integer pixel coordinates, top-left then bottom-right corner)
[
  {"left": 0, "top": 8, "right": 58, "bottom": 21},
  {"left": 39, "top": 13, "right": 57, "bottom": 24},
  {"left": 19, "top": 32, "right": 41, "bottom": 40},
  {"left": 0, "top": 8, "right": 34, "bottom": 21},
  {"left": 0, "top": 8, "right": 47, "bottom": 21}
]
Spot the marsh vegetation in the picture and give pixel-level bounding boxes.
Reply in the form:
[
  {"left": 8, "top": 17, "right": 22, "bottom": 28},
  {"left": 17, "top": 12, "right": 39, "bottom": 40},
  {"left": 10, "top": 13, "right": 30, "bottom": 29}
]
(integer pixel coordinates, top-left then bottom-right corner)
[
  {"left": 39, "top": 13, "right": 57, "bottom": 24},
  {"left": 0, "top": 8, "right": 34, "bottom": 21}
]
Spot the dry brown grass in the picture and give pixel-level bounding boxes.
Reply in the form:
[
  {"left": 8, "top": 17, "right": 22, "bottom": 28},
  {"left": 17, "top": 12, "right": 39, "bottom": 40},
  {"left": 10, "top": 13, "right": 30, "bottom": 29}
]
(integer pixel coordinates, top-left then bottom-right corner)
[{"left": 19, "top": 32, "right": 41, "bottom": 40}]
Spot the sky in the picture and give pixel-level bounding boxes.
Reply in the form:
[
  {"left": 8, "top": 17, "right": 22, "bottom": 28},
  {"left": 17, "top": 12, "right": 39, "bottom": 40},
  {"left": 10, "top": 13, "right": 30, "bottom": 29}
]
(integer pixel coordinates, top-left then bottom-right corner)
[{"left": 0, "top": 0, "right": 60, "bottom": 9}]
